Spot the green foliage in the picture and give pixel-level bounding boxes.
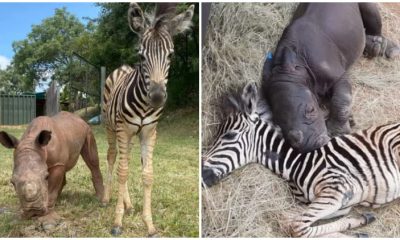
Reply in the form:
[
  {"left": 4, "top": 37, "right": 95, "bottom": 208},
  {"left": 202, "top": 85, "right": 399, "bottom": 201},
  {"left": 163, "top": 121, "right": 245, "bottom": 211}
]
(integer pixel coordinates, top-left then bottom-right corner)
[
  {"left": 12, "top": 8, "right": 88, "bottom": 91},
  {"left": 0, "top": 67, "right": 27, "bottom": 94}
]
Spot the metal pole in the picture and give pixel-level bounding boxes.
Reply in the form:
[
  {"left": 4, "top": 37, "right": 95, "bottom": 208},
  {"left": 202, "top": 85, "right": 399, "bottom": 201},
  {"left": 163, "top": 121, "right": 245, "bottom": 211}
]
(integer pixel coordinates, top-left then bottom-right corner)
[
  {"left": 100, "top": 66, "right": 106, "bottom": 123},
  {"left": 85, "top": 69, "right": 88, "bottom": 117}
]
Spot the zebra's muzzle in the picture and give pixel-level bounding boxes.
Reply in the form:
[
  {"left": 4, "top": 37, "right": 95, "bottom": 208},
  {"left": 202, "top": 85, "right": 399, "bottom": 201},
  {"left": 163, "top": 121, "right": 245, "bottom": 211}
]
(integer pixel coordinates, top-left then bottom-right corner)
[
  {"left": 149, "top": 91, "right": 167, "bottom": 108},
  {"left": 202, "top": 167, "right": 220, "bottom": 187}
]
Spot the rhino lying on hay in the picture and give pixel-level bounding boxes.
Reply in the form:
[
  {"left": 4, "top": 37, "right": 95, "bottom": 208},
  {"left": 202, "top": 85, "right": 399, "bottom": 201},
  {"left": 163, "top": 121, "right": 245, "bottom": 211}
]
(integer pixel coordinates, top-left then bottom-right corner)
[
  {"left": 0, "top": 111, "right": 104, "bottom": 227},
  {"left": 262, "top": 3, "right": 400, "bottom": 153}
]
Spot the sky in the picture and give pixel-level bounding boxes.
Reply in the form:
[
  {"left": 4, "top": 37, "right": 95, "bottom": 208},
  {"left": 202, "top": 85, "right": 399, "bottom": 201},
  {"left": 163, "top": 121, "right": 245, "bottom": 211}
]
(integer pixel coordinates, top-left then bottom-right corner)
[{"left": 0, "top": 2, "right": 101, "bottom": 70}]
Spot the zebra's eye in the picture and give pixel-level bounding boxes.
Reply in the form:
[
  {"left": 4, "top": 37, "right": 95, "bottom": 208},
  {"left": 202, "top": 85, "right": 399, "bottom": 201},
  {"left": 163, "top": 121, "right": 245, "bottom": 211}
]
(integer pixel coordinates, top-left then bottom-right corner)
[
  {"left": 139, "top": 54, "right": 146, "bottom": 62},
  {"left": 221, "top": 131, "right": 238, "bottom": 140}
]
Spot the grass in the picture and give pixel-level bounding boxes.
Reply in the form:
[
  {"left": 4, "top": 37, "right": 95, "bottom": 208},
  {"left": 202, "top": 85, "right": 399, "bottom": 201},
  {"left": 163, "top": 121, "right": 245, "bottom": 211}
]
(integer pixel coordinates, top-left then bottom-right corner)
[
  {"left": 0, "top": 107, "right": 199, "bottom": 237},
  {"left": 202, "top": 2, "right": 400, "bottom": 238}
]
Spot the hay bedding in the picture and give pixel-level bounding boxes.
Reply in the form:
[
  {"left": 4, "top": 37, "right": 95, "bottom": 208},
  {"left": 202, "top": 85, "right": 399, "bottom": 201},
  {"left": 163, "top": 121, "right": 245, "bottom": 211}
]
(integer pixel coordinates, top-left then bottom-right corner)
[{"left": 202, "top": 3, "right": 400, "bottom": 237}]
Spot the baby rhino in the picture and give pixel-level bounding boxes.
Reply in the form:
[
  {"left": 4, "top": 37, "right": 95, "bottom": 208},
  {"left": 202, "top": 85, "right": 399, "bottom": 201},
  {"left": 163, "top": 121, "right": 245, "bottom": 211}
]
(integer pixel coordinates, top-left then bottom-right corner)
[{"left": 0, "top": 111, "right": 104, "bottom": 227}]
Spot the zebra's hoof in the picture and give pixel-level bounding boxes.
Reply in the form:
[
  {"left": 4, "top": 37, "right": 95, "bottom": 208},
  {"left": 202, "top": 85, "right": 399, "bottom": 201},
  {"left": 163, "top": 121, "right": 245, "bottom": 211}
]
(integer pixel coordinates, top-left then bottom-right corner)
[
  {"left": 111, "top": 226, "right": 123, "bottom": 236},
  {"left": 148, "top": 228, "right": 157, "bottom": 237},
  {"left": 125, "top": 207, "right": 133, "bottom": 215},
  {"left": 100, "top": 202, "right": 108, "bottom": 208},
  {"left": 362, "top": 212, "right": 376, "bottom": 224},
  {"left": 355, "top": 233, "right": 369, "bottom": 238},
  {"left": 148, "top": 232, "right": 159, "bottom": 238}
]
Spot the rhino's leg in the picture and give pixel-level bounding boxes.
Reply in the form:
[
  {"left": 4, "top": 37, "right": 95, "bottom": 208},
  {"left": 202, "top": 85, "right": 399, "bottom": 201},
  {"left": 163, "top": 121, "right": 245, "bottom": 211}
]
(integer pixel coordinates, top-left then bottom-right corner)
[
  {"left": 47, "top": 165, "right": 66, "bottom": 210},
  {"left": 326, "top": 75, "right": 352, "bottom": 137},
  {"left": 359, "top": 3, "right": 382, "bottom": 36},
  {"left": 81, "top": 129, "right": 104, "bottom": 200},
  {"left": 359, "top": 3, "right": 400, "bottom": 59},
  {"left": 37, "top": 165, "right": 66, "bottom": 229},
  {"left": 57, "top": 174, "right": 66, "bottom": 197}
]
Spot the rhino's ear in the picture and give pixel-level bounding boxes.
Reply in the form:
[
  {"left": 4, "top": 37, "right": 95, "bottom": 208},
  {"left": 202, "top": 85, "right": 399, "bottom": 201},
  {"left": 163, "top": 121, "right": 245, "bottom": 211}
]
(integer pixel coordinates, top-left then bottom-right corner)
[
  {"left": 242, "top": 82, "right": 258, "bottom": 114},
  {"left": 36, "top": 130, "right": 51, "bottom": 147},
  {"left": 262, "top": 52, "right": 273, "bottom": 81},
  {"left": 0, "top": 131, "right": 19, "bottom": 149}
]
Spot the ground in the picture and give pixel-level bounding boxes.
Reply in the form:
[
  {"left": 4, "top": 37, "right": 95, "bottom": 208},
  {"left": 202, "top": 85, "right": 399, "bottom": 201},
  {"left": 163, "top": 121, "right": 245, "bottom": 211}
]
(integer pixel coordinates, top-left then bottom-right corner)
[
  {"left": 202, "top": 3, "right": 400, "bottom": 238},
  {"left": 0, "top": 107, "right": 199, "bottom": 237}
]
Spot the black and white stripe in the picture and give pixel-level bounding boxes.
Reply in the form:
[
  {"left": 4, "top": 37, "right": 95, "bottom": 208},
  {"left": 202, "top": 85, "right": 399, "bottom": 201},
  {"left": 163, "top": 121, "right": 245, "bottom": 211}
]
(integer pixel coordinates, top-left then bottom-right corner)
[{"left": 203, "top": 83, "right": 400, "bottom": 237}]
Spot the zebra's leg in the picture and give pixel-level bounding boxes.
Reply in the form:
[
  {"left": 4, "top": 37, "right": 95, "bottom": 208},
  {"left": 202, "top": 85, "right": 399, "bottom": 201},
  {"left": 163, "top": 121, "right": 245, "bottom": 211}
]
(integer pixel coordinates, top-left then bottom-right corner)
[
  {"left": 110, "top": 131, "right": 133, "bottom": 236},
  {"left": 289, "top": 189, "right": 375, "bottom": 237},
  {"left": 319, "top": 232, "right": 356, "bottom": 238},
  {"left": 305, "top": 212, "right": 375, "bottom": 237},
  {"left": 321, "top": 206, "right": 351, "bottom": 220},
  {"left": 102, "top": 128, "right": 117, "bottom": 205},
  {"left": 139, "top": 125, "right": 157, "bottom": 236},
  {"left": 123, "top": 181, "right": 133, "bottom": 215}
]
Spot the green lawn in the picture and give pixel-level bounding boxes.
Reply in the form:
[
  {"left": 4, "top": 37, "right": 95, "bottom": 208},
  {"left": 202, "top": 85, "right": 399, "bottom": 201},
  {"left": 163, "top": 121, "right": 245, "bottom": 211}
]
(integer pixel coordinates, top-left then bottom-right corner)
[{"left": 0, "top": 108, "right": 199, "bottom": 237}]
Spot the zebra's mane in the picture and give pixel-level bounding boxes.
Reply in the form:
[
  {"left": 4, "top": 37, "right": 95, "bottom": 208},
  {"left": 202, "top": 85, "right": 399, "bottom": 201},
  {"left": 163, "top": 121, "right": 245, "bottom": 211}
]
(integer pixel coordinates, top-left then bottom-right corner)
[
  {"left": 144, "top": 3, "right": 176, "bottom": 32},
  {"left": 217, "top": 84, "right": 276, "bottom": 126},
  {"left": 207, "top": 83, "right": 282, "bottom": 146}
]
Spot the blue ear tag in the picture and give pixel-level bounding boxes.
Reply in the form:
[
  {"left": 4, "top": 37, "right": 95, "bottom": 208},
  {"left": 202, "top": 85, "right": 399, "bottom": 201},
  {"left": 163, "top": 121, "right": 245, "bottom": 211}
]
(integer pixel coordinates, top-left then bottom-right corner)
[{"left": 265, "top": 51, "right": 273, "bottom": 61}]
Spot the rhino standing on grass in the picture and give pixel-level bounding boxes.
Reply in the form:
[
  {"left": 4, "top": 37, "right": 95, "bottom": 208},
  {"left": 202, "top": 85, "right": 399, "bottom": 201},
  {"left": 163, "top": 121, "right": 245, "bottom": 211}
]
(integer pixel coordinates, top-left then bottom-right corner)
[
  {"left": 0, "top": 111, "right": 104, "bottom": 228},
  {"left": 262, "top": 3, "right": 400, "bottom": 153}
]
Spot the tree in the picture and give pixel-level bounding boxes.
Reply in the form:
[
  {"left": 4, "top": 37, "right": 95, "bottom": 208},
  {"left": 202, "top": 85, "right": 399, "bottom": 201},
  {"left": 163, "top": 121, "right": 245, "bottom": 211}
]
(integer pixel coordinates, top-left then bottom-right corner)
[
  {"left": 0, "top": 65, "right": 29, "bottom": 94},
  {"left": 12, "top": 8, "right": 89, "bottom": 91}
]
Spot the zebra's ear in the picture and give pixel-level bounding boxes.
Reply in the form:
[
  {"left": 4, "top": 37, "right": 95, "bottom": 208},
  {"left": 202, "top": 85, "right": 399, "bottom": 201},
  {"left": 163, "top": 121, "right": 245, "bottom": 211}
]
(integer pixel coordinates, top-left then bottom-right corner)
[
  {"left": 128, "top": 3, "right": 147, "bottom": 35},
  {"left": 169, "top": 4, "right": 195, "bottom": 36},
  {"left": 242, "top": 82, "right": 258, "bottom": 114}
]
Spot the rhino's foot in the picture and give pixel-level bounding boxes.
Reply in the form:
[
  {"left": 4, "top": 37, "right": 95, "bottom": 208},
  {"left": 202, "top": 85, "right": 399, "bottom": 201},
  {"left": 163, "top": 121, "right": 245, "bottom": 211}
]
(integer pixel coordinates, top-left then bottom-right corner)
[
  {"left": 386, "top": 46, "right": 400, "bottom": 59},
  {"left": 327, "top": 119, "right": 351, "bottom": 137},
  {"left": 38, "top": 211, "right": 62, "bottom": 232},
  {"left": 364, "top": 35, "right": 385, "bottom": 58},
  {"left": 95, "top": 191, "right": 104, "bottom": 202},
  {"left": 364, "top": 35, "right": 400, "bottom": 59}
]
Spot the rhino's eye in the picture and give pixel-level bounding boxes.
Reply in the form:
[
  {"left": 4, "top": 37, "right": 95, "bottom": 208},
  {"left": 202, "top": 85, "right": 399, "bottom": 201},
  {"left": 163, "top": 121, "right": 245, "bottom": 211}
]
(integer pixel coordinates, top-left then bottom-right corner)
[
  {"left": 10, "top": 179, "right": 15, "bottom": 187},
  {"left": 45, "top": 174, "right": 49, "bottom": 181},
  {"left": 222, "top": 131, "right": 238, "bottom": 140},
  {"left": 305, "top": 105, "right": 317, "bottom": 120}
]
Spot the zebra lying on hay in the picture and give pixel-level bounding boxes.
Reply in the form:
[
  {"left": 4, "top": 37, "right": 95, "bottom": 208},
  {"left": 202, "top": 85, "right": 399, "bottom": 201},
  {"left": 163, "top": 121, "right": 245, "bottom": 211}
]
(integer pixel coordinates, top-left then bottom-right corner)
[
  {"left": 102, "top": 3, "right": 194, "bottom": 236},
  {"left": 202, "top": 82, "right": 400, "bottom": 237}
]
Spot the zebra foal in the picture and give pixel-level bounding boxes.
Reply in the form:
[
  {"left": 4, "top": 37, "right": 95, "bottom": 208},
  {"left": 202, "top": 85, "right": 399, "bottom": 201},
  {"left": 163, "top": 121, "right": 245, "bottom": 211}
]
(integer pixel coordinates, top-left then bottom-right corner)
[
  {"left": 102, "top": 3, "right": 194, "bottom": 236},
  {"left": 202, "top": 82, "right": 400, "bottom": 237}
]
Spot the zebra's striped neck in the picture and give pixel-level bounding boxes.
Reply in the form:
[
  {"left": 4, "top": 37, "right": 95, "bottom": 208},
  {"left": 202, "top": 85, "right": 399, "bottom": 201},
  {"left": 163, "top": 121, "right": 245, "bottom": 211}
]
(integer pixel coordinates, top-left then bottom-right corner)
[
  {"left": 256, "top": 121, "right": 314, "bottom": 181},
  {"left": 116, "top": 65, "right": 164, "bottom": 127},
  {"left": 128, "top": 65, "right": 158, "bottom": 111}
]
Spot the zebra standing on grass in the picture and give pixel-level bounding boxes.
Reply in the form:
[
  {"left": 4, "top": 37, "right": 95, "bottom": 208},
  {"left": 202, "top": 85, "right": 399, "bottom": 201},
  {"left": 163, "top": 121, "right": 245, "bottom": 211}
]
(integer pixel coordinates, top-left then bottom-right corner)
[
  {"left": 102, "top": 3, "right": 194, "bottom": 236},
  {"left": 202, "top": 82, "right": 400, "bottom": 237}
]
